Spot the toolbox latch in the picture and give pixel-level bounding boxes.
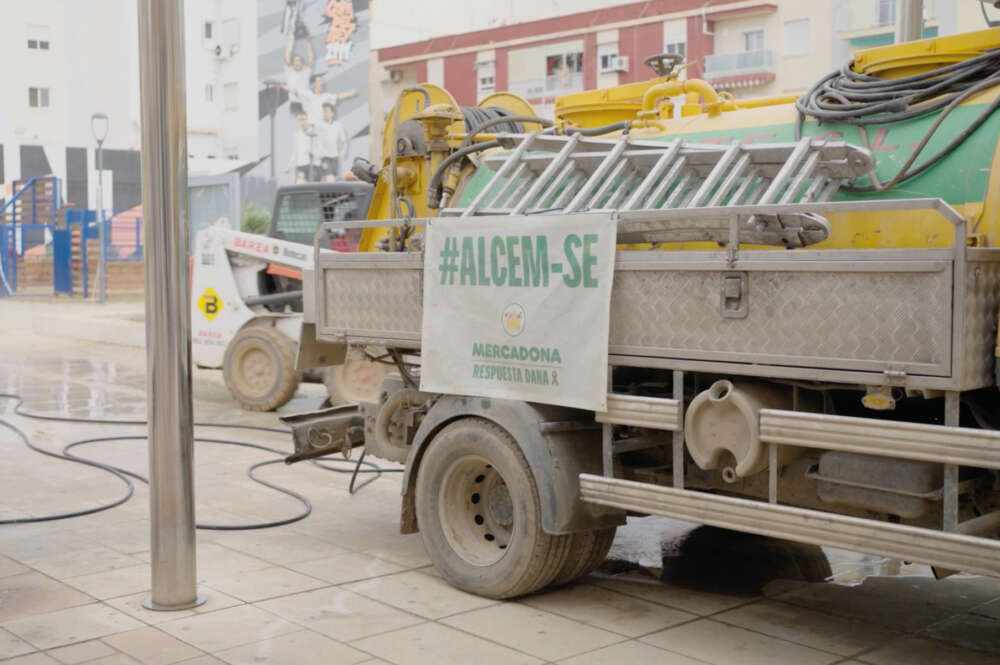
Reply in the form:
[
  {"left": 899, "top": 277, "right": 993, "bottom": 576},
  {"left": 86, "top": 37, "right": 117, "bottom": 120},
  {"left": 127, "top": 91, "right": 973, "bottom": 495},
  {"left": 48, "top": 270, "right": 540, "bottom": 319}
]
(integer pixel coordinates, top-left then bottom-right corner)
[{"left": 720, "top": 271, "right": 748, "bottom": 319}]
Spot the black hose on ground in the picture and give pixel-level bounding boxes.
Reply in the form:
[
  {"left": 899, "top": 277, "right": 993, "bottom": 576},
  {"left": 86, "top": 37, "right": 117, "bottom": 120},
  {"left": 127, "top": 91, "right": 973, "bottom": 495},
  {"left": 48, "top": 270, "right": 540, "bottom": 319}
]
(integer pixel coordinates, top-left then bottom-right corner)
[
  {"left": 0, "top": 393, "right": 401, "bottom": 528},
  {"left": 794, "top": 48, "right": 1000, "bottom": 191}
]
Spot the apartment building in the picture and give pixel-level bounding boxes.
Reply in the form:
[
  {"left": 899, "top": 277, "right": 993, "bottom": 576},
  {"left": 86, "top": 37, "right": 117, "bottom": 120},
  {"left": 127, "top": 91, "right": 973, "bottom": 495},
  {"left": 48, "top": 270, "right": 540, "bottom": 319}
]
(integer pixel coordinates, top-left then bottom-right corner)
[
  {"left": 0, "top": 0, "right": 258, "bottom": 213},
  {"left": 835, "top": 0, "right": 992, "bottom": 55},
  {"left": 185, "top": 0, "right": 260, "bottom": 171}
]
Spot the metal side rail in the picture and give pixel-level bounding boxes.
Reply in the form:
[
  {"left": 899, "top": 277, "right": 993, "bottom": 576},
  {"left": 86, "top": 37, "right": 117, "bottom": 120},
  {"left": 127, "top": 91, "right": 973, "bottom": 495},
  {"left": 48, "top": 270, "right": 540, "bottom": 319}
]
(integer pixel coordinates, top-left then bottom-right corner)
[
  {"left": 596, "top": 394, "right": 681, "bottom": 430},
  {"left": 760, "top": 409, "right": 1000, "bottom": 469},
  {"left": 578, "top": 474, "right": 1000, "bottom": 577}
]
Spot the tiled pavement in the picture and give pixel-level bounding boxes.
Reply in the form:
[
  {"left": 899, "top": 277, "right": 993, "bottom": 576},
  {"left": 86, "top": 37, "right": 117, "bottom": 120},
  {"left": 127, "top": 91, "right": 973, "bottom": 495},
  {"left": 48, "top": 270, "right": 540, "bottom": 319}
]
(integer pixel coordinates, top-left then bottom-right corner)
[{"left": 2, "top": 301, "right": 1000, "bottom": 665}]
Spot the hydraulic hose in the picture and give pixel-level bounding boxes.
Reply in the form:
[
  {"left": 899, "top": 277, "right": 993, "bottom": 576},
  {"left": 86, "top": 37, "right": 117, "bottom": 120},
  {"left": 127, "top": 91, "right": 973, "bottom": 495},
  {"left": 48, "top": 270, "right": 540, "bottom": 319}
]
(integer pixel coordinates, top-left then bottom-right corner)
[
  {"left": 795, "top": 48, "right": 1000, "bottom": 191},
  {"left": 457, "top": 111, "right": 554, "bottom": 150},
  {"left": 426, "top": 140, "right": 501, "bottom": 209},
  {"left": 0, "top": 393, "right": 400, "bottom": 528},
  {"left": 563, "top": 121, "right": 632, "bottom": 136}
]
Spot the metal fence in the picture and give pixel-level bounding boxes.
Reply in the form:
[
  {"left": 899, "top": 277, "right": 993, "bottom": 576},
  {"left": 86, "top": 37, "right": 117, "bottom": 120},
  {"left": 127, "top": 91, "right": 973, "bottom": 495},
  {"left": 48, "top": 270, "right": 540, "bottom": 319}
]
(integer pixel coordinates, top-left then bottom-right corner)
[{"left": 67, "top": 209, "right": 144, "bottom": 262}]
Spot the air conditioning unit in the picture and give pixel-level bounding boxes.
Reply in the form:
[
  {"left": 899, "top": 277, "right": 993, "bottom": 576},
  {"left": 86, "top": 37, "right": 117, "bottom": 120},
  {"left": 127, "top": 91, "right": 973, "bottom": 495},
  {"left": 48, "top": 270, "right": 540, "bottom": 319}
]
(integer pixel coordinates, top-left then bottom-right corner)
[
  {"left": 389, "top": 69, "right": 404, "bottom": 83},
  {"left": 213, "top": 42, "right": 234, "bottom": 60},
  {"left": 612, "top": 55, "right": 629, "bottom": 72}
]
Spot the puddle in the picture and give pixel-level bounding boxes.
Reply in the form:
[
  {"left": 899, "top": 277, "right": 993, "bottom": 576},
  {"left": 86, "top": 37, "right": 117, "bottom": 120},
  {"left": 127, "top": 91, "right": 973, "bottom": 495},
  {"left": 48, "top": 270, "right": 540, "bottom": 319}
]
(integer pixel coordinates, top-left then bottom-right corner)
[{"left": 603, "top": 515, "right": 934, "bottom": 595}]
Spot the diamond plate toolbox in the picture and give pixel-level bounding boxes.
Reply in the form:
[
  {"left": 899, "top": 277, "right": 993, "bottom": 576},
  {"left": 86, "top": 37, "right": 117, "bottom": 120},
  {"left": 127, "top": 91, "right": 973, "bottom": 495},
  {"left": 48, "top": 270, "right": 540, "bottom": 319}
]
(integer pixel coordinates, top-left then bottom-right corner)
[{"left": 316, "top": 247, "right": 1000, "bottom": 389}]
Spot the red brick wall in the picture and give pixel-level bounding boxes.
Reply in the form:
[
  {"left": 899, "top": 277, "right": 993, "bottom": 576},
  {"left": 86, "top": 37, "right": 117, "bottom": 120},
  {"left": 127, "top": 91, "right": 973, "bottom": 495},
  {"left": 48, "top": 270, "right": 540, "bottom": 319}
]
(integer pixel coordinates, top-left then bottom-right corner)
[
  {"left": 495, "top": 47, "right": 509, "bottom": 92},
  {"left": 685, "top": 15, "right": 714, "bottom": 80},
  {"left": 618, "top": 21, "right": 663, "bottom": 85},
  {"left": 444, "top": 52, "right": 478, "bottom": 106},
  {"left": 583, "top": 33, "right": 597, "bottom": 91},
  {"left": 378, "top": 0, "right": 708, "bottom": 64}
]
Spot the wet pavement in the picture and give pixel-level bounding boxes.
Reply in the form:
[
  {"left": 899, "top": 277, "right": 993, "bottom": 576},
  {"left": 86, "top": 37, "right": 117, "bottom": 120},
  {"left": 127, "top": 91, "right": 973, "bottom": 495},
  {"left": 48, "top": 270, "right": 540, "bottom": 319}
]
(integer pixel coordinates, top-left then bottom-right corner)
[{"left": 1, "top": 299, "right": 999, "bottom": 664}]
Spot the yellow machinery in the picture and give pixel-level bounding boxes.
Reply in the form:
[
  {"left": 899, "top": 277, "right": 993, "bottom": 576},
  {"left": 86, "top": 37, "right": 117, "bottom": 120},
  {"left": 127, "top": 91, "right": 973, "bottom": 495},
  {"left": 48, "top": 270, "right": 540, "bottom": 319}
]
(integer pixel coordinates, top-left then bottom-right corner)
[{"left": 361, "top": 28, "right": 1000, "bottom": 253}]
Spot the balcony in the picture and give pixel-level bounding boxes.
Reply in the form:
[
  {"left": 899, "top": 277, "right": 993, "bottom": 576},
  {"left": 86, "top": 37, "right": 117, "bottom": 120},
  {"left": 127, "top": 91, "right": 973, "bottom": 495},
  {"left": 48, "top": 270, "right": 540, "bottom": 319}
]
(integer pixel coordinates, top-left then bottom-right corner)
[
  {"left": 703, "top": 49, "right": 775, "bottom": 78},
  {"left": 507, "top": 72, "right": 584, "bottom": 103}
]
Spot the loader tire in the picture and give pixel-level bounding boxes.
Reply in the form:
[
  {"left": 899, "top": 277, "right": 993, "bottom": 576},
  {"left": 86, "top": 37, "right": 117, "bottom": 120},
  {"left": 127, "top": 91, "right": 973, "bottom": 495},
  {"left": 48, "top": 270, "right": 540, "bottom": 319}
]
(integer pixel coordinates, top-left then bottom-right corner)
[
  {"left": 415, "top": 418, "right": 572, "bottom": 599},
  {"left": 324, "top": 346, "right": 390, "bottom": 405},
  {"left": 223, "top": 326, "right": 300, "bottom": 411},
  {"left": 550, "top": 527, "right": 617, "bottom": 586}
]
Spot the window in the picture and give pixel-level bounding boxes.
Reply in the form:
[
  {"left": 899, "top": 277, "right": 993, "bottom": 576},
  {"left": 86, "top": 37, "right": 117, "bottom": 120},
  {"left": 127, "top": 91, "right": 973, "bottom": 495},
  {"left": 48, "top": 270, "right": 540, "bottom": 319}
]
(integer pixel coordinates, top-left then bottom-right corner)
[
  {"left": 223, "top": 82, "right": 238, "bottom": 110},
  {"left": 222, "top": 18, "right": 240, "bottom": 54},
  {"left": 598, "top": 42, "right": 618, "bottom": 74},
  {"left": 27, "top": 25, "right": 50, "bottom": 50},
  {"left": 205, "top": 84, "right": 214, "bottom": 102},
  {"left": 28, "top": 87, "right": 50, "bottom": 108},
  {"left": 664, "top": 38, "right": 686, "bottom": 59},
  {"left": 742, "top": 28, "right": 765, "bottom": 52},
  {"left": 546, "top": 52, "right": 583, "bottom": 92},
  {"left": 784, "top": 19, "right": 809, "bottom": 56},
  {"left": 204, "top": 21, "right": 213, "bottom": 39},
  {"left": 275, "top": 190, "right": 367, "bottom": 246},
  {"left": 878, "top": 0, "right": 896, "bottom": 26},
  {"left": 546, "top": 52, "right": 583, "bottom": 76},
  {"left": 477, "top": 60, "right": 495, "bottom": 96}
]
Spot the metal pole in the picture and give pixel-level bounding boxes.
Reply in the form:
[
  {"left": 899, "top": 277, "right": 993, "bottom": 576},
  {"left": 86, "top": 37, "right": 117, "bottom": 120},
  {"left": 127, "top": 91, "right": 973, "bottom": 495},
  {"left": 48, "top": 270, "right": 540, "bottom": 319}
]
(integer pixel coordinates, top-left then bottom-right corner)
[
  {"left": 270, "top": 86, "right": 277, "bottom": 179},
  {"left": 895, "top": 0, "right": 924, "bottom": 43},
  {"left": 96, "top": 142, "right": 106, "bottom": 303},
  {"left": 137, "top": 0, "right": 204, "bottom": 611}
]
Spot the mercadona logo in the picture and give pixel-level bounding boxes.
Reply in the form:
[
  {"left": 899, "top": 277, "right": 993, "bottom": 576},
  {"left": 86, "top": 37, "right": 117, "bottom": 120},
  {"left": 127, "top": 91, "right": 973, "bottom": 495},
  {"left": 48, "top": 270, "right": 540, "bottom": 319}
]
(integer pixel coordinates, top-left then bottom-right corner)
[{"left": 501, "top": 303, "right": 525, "bottom": 337}]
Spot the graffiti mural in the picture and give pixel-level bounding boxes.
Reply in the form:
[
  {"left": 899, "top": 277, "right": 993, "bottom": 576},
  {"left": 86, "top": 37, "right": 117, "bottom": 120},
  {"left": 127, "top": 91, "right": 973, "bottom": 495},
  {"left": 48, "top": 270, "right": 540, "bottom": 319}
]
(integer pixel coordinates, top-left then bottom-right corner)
[{"left": 258, "top": 0, "right": 369, "bottom": 185}]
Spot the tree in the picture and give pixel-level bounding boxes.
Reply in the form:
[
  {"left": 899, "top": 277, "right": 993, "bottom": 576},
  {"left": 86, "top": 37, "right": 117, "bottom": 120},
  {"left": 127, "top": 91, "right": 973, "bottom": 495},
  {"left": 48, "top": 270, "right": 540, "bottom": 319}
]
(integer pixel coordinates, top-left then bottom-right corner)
[{"left": 241, "top": 202, "right": 270, "bottom": 235}]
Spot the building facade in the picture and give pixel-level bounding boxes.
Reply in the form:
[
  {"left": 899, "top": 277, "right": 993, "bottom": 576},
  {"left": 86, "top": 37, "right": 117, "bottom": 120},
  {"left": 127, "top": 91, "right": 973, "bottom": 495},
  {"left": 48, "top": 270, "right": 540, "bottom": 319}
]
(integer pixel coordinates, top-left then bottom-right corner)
[
  {"left": 0, "top": 0, "right": 259, "bottom": 215},
  {"left": 371, "top": 0, "right": 997, "bottom": 160}
]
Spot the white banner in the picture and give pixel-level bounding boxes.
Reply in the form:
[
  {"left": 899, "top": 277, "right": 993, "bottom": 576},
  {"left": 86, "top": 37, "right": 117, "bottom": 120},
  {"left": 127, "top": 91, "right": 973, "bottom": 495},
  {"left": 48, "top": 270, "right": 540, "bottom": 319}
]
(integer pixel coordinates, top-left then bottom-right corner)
[{"left": 420, "top": 214, "right": 616, "bottom": 411}]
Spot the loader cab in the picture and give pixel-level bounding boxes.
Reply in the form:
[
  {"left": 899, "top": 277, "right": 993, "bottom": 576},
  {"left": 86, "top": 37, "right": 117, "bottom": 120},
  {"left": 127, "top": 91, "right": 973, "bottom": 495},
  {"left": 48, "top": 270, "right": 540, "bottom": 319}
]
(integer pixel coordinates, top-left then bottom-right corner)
[
  {"left": 261, "top": 181, "right": 374, "bottom": 310},
  {"left": 268, "top": 181, "right": 374, "bottom": 250}
]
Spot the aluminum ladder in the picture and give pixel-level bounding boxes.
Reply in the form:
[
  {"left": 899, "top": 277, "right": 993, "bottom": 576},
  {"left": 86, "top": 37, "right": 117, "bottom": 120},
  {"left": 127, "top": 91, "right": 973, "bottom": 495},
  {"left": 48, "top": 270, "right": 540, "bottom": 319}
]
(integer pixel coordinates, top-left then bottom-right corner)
[{"left": 440, "top": 134, "right": 873, "bottom": 248}]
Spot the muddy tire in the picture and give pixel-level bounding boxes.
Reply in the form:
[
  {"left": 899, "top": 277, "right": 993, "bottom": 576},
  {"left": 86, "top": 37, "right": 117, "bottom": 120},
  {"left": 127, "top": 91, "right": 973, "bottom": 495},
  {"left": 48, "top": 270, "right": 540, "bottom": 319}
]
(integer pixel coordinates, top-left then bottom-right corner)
[
  {"left": 324, "top": 346, "right": 390, "bottom": 405},
  {"left": 551, "top": 527, "right": 617, "bottom": 586},
  {"left": 223, "top": 326, "right": 300, "bottom": 411},
  {"left": 415, "top": 418, "right": 572, "bottom": 599}
]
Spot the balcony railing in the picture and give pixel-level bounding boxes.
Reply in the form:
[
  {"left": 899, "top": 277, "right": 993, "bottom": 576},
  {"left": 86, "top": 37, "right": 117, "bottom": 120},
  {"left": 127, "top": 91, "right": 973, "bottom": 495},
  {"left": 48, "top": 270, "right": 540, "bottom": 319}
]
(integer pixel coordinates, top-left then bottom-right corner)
[
  {"left": 507, "top": 72, "right": 584, "bottom": 102},
  {"left": 703, "top": 49, "right": 775, "bottom": 78}
]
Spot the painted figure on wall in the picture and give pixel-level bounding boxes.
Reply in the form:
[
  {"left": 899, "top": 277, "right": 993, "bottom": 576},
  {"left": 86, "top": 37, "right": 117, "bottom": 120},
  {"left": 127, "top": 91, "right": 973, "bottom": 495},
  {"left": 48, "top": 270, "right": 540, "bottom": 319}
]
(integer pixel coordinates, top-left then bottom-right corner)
[
  {"left": 260, "top": 0, "right": 369, "bottom": 184},
  {"left": 323, "top": 0, "right": 356, "bottom": 66}
]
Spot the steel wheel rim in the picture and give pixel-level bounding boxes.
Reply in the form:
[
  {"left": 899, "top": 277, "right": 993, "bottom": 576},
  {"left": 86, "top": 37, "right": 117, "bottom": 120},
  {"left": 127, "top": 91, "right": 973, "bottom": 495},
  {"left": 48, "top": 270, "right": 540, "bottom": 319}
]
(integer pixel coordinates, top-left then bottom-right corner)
[
  {"left": 438, "top": 454, "right": 513, "bottom": 566},
  {"left": 234, "top": 343, "right": 276, "bottom": 398}
]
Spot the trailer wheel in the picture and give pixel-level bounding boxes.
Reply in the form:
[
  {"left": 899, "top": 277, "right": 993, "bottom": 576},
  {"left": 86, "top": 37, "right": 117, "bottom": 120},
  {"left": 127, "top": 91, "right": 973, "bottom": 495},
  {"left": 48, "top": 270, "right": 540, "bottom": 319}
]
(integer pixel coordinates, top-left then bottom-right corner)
[
  {"left": 415, "top": 418, "right": 572, "bottom": 599},
  {"left": 551, "top": 527, "right": 617, "bottom": 586},
  {"left": 324, "top": 346, "right": 389, "bottom": 405},
  {"left": 223, "top": 326, "right": 300, "bottom": 411}
]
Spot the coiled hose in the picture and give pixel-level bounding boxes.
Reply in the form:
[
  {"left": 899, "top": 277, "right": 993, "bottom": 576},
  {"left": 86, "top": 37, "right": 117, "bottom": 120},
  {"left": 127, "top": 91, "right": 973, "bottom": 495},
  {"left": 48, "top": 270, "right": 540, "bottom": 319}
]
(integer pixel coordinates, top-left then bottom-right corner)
[
  {"left": 461, "top": 106, "right": 529, "bottom": 136},
  {"left": 795, "top": 48, "right": 1000, "bottom": 192}
]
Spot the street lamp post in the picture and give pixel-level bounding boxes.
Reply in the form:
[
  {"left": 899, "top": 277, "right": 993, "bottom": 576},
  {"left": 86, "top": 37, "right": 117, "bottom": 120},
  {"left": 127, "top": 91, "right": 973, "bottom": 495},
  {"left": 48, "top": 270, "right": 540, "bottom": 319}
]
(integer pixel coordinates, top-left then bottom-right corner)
[{"left": 91, "top": 112, "right": 109, "bottom": 303}]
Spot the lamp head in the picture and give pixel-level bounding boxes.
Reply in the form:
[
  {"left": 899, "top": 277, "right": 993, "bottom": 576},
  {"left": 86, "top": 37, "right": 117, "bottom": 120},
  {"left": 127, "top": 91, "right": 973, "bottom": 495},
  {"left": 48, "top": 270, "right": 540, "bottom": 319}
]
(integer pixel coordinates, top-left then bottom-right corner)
[{"left": 91, "top": 112, "right": 109, "bottom": 144}]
